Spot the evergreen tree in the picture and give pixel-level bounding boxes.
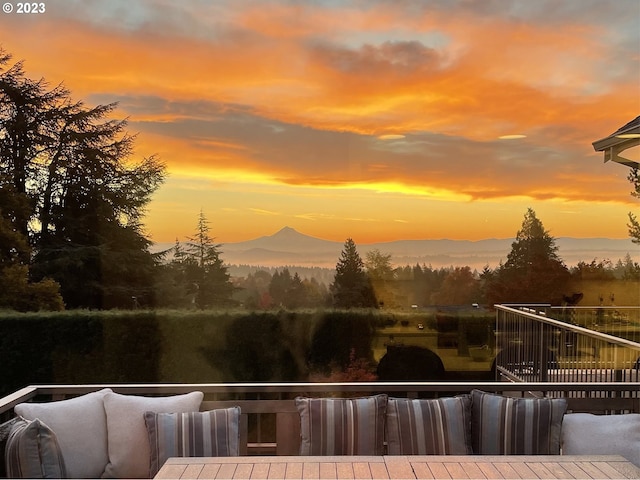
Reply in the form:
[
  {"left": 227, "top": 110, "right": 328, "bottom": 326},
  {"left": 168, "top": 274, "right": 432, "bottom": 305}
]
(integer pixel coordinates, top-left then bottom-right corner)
[
  {"left": 486, "top": 208, "right": 570, "bottom": 304},
  {"left": 181, "top": 211, "right": 234, "bottom": 308},
  {"left": 0, "top": 48, "right": 165, "bottom": 309},
  {"left": 331, "top": 238, "right": 377, "bottom": 308},
  {"left": 268, "top": 268, "right": 292, "bottom": 307}
]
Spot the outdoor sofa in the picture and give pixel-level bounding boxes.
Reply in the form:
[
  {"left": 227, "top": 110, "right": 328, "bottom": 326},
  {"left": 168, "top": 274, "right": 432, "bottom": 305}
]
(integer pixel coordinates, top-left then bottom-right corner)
[{"left": 0, "top": 382, "right": 639, "bottom": 478}]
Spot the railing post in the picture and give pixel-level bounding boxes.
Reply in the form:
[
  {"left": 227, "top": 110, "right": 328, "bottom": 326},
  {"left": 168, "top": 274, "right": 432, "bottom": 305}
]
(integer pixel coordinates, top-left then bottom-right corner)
[{"left": 539, "top": 322, "right": 549, "bottom": 382}]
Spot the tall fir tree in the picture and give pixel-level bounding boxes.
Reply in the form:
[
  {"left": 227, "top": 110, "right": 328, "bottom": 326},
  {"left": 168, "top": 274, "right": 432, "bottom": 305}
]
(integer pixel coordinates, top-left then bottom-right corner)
[
  {"left": 485, "top": 208, "right": 570, "bottom": 304},
  {"left": 181, "top": 210, "right": 234, "bottom": 308},
  {"left": 331, "top": 238, "right": 377, "bottom": 308}
]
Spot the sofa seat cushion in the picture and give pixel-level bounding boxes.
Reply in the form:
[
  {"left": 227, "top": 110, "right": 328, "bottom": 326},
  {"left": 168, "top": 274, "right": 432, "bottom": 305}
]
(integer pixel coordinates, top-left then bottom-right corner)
[
  {"left": 386, "top": 396, "right": 472, "bottom": 455},
  {"left": 562, "top": 413, "right": 640, "bottom": 467},
  {"left": 471, "top": 389, "right": 567, "bottom": 455},
  {"left": 295, "top": 394, "right": 388, "bottom": 455},
  {"left": 5, "top": 417, "right": 67, "bottom": 479},
  {"left": 14, "top": 388, "right": 111, "bottom": 479},
  {"left": 103, "top": 391, "right": 204, "bottom": 479},
  {"left": 144, "top": 407, "right": 241, "bottom": 477}
]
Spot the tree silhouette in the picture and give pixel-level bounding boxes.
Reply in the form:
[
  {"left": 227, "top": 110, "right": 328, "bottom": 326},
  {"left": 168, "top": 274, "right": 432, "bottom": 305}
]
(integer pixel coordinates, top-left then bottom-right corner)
[
  {"left": 176, "top": 211, "right": 234, "bottom": 308},
  {"left": 485, "top": 208, "right": 570, "bottom": 304},
  {"left": 331, "top": 238, "right": 377, "bottom": 308},
  {"left": 0, "top": 49, "right": 165, "bottom": 308}
]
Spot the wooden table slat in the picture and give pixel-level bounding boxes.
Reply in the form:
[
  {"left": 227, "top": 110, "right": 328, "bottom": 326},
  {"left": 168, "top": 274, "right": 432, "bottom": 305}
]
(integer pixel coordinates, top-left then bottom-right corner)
[
  {"left": 199, "top": 463, "right": 221, "bottom": 479},
  {"left": 154, "top": 464, "right": 187, "bottom": 479},
  {"left": 456, "top": 461, "right": 486, "bottom": 479},
  {"left": 335, "top": 462, "right": 355, "bottom": 479},
  {"left": 267, "top": 463, "right": 286, "bottom": 479},
  {"left": 384, "top": 456, "right": 416, "bottom": 479},
  {"left": 181, "top": 464, "right": 204, "bottom": 479},
  {"left": 155, "top": 455, "right": 639, "bottom": 479}
]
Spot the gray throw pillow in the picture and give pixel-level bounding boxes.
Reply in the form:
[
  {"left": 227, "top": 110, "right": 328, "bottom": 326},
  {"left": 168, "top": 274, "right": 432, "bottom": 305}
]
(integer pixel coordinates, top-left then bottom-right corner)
[
  {"left": 471, "top": 389, "right": 567, "bottom": 455},
  {"left": 5, "top": 417, "right": 67, "bottom": 479},
  {"left": 144, "top": 407, "right": 240, "bottom": 477},
  {"left": 295, "top": 394, "right": 388, "bottom": 455},
  {"left": 386, "top": 396, "right": 472, "bottom": 455}
]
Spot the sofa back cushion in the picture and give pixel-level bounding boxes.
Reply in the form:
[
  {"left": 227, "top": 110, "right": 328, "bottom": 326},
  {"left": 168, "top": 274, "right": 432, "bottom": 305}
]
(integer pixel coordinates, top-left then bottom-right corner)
[
  {"left": 295, "top": 394, "right": 388, "bottom": 455},
  {"left": 471, "top": 389, "right": 567, "bottom": 455},
  {"left": 5, "top": 417, "right": 67, "bottom": 479},
  {"left": 14, "top": 388, "right": 111, "bottom": 479},
  {"left": 562, "top": 413, "right": 640, "bottom": 467},
  {"left": 144, "top": 407, "right": 241, "bottom": 477},
  {"left": 103, "top": 391, "right": 204, "bottom": 479},
  {"left": 386, "top": 396, "right": 472, "bottom": 455}
]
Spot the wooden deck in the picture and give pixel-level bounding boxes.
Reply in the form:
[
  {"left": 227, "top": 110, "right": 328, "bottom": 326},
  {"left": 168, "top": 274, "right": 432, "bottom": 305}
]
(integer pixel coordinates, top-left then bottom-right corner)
[{"left": 154, "top": 455, "right": 640, "bottom": 479}]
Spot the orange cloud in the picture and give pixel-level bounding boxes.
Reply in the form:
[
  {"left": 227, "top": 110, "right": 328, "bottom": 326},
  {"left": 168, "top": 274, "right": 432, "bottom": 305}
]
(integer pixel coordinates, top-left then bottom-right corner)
[{"left": 2, "top": 1, "right": 637, "bottom": 244}]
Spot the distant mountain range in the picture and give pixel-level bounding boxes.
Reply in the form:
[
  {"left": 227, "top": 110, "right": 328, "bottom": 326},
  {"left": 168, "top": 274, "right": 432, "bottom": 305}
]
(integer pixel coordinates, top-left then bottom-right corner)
[{"left": 154, "top": 226, "right": 639, "bottom": 270}]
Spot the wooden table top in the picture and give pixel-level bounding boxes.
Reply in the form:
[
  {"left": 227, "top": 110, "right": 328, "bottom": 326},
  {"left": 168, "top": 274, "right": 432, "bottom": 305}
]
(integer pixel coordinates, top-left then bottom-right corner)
[{"left": 154, "top": 455, "right": 640, "bottom": 479}]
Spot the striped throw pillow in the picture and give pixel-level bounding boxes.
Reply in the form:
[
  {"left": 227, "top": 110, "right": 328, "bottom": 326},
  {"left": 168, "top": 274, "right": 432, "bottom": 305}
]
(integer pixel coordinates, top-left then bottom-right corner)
[
  {"left": 295, "top": 394, "right": 388, "bottom": 455},
  {"left": 386, "top": 396, "right": 472, "bottom": 455},
  {"left": 144, "top": 407, "right": 240, "bottom": 477},
  {"left": 471, "top": 389, "right": 567, "bottom": 455},
  {"left": 5, "top": 417, "right": 67, "bottom": 479}
]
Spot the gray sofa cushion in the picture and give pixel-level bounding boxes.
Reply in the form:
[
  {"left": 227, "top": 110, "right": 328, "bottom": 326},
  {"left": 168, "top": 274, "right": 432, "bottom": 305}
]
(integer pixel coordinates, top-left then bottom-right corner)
[
  {"left": 562, "top": 413, "right": 640, "bottom": 467},
  {"left": 103, "top": 390, "right": 204, "bottom": 478},
  {"left": 15, "top": 388, "right": 111, "bottom": 479}
]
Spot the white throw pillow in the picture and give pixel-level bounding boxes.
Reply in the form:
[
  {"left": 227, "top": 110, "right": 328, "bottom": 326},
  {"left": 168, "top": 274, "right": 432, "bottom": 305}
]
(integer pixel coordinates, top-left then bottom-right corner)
[
  {"left": 15, "top": 388, "right": 112, "bottom": 479},
  {"left": 561, "top": 413, "right": 640, "bottom": 467},
  {"left": 102, "top": 390, "right": 204, "bottom": 478}
]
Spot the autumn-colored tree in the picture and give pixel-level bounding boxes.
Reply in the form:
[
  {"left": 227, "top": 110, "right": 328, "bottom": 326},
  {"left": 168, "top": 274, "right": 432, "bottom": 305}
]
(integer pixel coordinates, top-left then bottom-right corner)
[
  {"left": 431, "top": 266, "right": 481, "bottom": 305},
  {"left": 365, "top": 249, "right": 396, "bottom": 307}
]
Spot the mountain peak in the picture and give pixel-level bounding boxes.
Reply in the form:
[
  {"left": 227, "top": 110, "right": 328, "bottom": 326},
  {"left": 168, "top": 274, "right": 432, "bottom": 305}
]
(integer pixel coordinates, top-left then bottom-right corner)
[{"left": 274, "top": 226, "right": 298, "bottom": 236}]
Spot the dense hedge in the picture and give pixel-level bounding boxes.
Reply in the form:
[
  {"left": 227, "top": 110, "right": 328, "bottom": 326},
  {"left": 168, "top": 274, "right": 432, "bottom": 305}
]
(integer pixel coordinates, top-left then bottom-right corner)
[
  {"left": 0, "top": 309, "right": 495, "bottom": 396},
  {"left": 0, "top": 309, "right": 388, "bottom": 396}
]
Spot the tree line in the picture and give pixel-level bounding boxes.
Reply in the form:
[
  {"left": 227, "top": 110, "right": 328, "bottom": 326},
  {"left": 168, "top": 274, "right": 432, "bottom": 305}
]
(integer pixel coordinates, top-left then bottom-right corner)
[{"left": 1, "top": 48, "right": 638, "bottom": 311}]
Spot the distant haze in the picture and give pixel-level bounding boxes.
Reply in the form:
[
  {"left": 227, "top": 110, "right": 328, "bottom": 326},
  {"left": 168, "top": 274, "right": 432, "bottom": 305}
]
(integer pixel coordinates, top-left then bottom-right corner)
[{"left": 154, "top": 226, "right": 638, "bottom": 271}]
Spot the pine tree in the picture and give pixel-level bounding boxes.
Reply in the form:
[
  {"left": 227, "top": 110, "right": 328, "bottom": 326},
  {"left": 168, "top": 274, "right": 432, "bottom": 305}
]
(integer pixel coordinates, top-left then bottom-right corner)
[
  {"left": 181, "top": 210, "right": 234, "bottom": 308},
  {"left": 486, "top": 208, "right": 570, "bottom": 304},
  {"left": 331, "top": 238, "right": 377, "bottom": 308}
]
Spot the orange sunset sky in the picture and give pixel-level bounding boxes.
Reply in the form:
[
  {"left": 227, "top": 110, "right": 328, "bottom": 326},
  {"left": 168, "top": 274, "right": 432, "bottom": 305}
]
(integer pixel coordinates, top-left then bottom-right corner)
[{"left": 2, "top": 0, "right": 639, "bottom": 245}]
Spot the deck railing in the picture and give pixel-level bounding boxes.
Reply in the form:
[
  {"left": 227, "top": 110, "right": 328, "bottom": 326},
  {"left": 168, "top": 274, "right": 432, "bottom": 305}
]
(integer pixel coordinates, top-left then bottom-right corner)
[{"left": 495, "top": 304, "right": 640, "bottom": 384}]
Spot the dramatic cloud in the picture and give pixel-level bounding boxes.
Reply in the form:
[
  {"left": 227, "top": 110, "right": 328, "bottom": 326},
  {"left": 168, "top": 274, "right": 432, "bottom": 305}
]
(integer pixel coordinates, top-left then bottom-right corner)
[{"left": 2, "top": 0, "right": 638, "bottom": 243}]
